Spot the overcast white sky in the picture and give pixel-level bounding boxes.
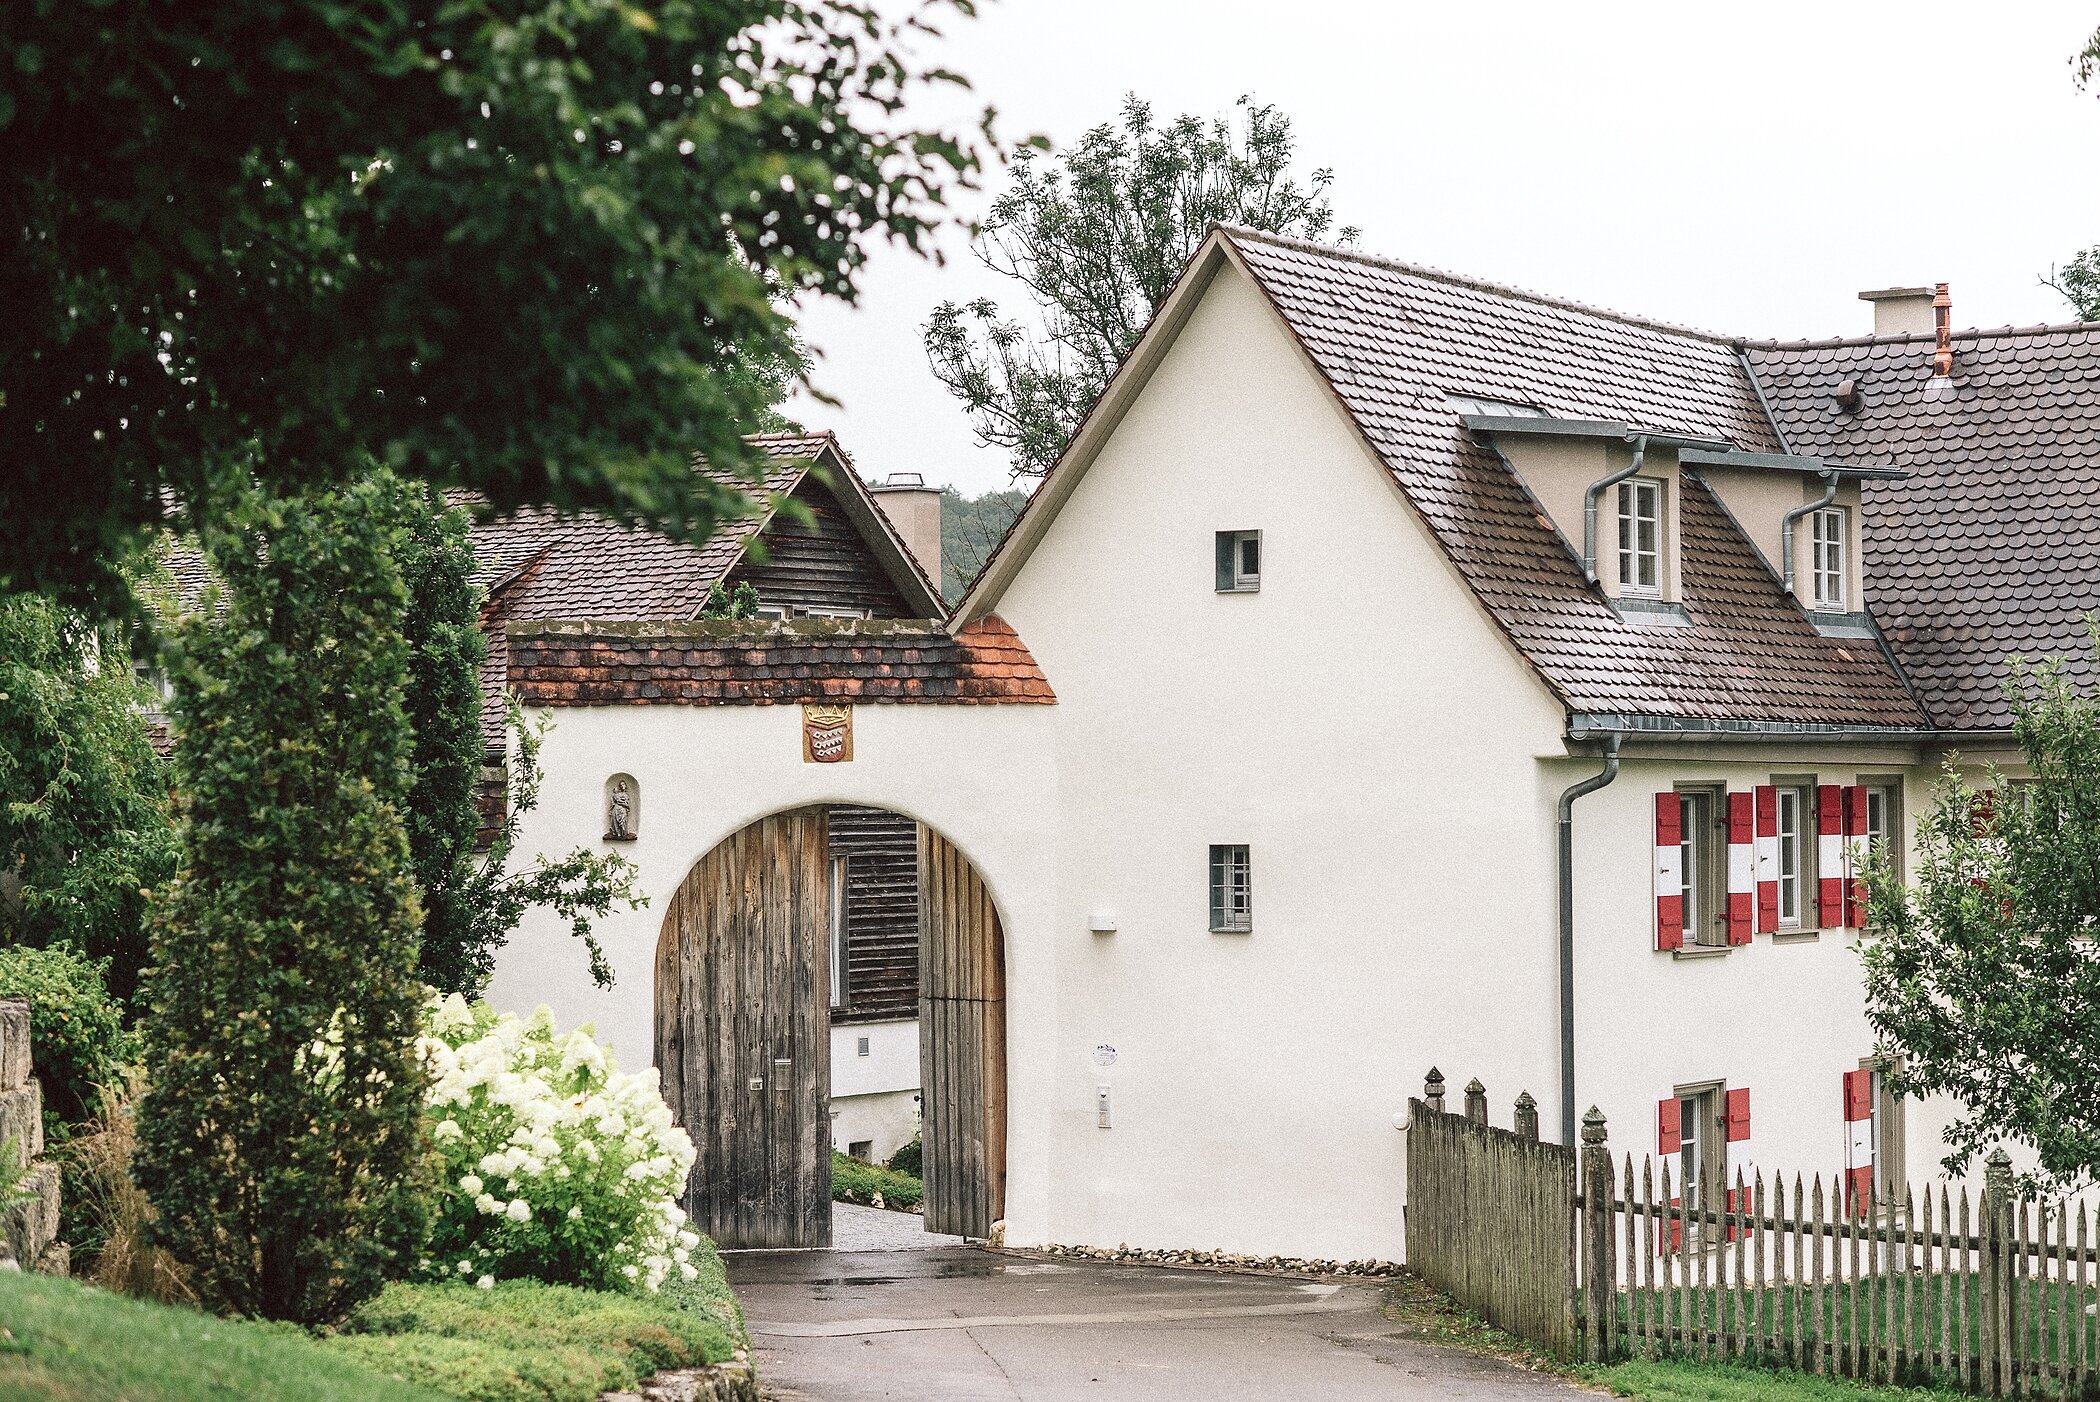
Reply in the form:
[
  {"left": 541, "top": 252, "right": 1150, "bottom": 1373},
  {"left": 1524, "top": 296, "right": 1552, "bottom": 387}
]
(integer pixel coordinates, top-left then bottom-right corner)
[{"left": 784, "top": 2, "right": 2100, "bottom": 497}]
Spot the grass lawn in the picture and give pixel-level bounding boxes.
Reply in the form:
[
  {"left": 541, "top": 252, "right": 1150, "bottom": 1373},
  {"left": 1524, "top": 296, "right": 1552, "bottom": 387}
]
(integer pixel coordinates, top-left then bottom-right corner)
[
  {"left": 831, "top": 1150, "right": 923, "bottom": 1211},
  {"left": 1590, "top": 1358, "right": 1966, "bottom": 1401},
  {"left": 0, "top": 1268, "right": 449, "bottom": 1402},
  {"left": 325, "top": 1238, "right": 746, "bottom": 1402}
]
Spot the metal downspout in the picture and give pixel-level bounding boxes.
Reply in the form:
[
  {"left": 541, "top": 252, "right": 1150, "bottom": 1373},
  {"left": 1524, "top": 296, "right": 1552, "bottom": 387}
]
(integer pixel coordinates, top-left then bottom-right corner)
[
  {"left": 1557, "top": 734, "right": 1621, "bottom": 1146},
  {"left": 1781, "top": 470, "right": 1839, "bottom": 594},
  {"left": 1581, "top": 436, "right": 1649, "bottom": 585}
]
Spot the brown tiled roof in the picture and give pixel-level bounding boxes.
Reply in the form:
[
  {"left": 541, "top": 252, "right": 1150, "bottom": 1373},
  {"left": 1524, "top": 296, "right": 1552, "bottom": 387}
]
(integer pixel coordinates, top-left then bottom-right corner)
[
  {"left": 1749, "top": 325, "right": 2100, "bottom": 731},
  {"left": 508, "top": 617, "right": 1055, "bottom": 707},
  {"left": 1220, "top": 229, "right": 1925, "bottom": 727}
]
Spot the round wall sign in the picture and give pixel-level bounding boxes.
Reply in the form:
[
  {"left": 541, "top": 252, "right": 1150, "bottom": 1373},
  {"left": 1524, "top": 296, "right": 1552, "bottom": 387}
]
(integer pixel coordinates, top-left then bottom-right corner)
[{"left": 1091, "top": 1043, "right": 1117, "bottom": 1067}]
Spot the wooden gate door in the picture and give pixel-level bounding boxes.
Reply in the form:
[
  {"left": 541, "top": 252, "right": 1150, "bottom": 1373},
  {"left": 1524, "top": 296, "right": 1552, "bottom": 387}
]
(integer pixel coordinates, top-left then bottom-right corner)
[
  {"left": 918, "top": 825, "right": 1007, "bottom": 1238},
  {"left": 655, "top": 808, "right": 831, "bottom": 1248}
]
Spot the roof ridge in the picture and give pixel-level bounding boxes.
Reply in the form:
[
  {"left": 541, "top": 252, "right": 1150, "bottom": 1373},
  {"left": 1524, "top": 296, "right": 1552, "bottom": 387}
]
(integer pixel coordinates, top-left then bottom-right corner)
[
  {"left": 1747, "top": 319, "right": 2100, "bottom": 352},
  {"left": 1218, "top": 224, "right": 1741, "bottom": 346}
]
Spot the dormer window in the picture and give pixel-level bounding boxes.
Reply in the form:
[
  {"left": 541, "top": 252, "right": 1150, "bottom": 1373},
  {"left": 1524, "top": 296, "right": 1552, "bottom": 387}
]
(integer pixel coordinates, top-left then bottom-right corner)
[
  {"left": 1617, "top": 480, "right": 1662, "bottom": 596},
  {"left": 1811, "top": 508, "right": 1846, "bottom": 610}
]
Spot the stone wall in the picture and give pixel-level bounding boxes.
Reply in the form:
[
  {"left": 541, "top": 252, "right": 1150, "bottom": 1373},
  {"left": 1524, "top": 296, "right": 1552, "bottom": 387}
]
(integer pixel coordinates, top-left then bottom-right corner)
[{"left": 0, "top": 997, "right": 66, "bottom": 1274}]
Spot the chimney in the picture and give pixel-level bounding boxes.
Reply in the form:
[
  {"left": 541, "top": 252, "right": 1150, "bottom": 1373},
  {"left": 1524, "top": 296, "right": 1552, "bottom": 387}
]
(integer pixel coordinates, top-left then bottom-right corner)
[
  {"left": 867, "top": 472, "right": 942, "bottom": 591},
  {"left": 1858, "top": 286, "right": 1936, "bottom": 338}
]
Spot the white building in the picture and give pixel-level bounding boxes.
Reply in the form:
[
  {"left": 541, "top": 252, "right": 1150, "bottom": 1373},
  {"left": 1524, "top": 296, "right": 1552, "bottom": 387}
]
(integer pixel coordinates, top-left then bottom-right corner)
[{"left": 483, "top": 229, "right": 2092, "bottom": 1260}]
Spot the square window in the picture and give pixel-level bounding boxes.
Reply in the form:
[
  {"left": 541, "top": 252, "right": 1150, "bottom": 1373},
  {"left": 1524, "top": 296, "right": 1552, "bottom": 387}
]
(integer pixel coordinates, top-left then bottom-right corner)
[
  {"left": 1617, "top": 479, "right": 1661, "bottom": 595},
  {"left": 1811, "top": 507, "right": 1846, "bottom": 610},
  {"left": 848, "top": 1140, "right": 873, "bottom": 1162},
  {"left": 1215, "top": 531, "right": 1261, "bottom": 593},
  {"left": 1208, "top": 844, "right": 1252, "bottom": 932}
]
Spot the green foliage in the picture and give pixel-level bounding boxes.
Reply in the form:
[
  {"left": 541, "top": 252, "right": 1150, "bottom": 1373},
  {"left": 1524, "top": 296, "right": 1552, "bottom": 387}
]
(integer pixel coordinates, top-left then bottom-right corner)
[
  {"left": 831, "top": 1149, "right": 923, "bottom": 1210},
  {"left": 332, "top": 1275, "right": 739, "bottom": 1402},
  {"left": 395, "top": 484, "right": 497, "bottom": 995},
  {"left": 1, "top": 0, "right": 992, "bottom": 617},
  {"left": 926, "top": 93, "right": 1353, "bottom": 476},
  {"left": 1863, "top": 637, "right": 2100, "bottom": 1191},
  {"left": 700, "top": 580, "right": 761, "bottom": 620},
  {"left": 458, "top": 699, "right": 646, "bottom": 994},
  {"left": 0, "top": 943, "right": 134, "bottom": 1141},
  {"left": 421, "top": 997, "right": 699, "bottom": 1293},
  {"left": 2040, "top": 248, "right": 2100, "bottom": 322},
  {"left": 0, "top": 590, "right": 179, "bottom": 1006},
  {"left": 937, "top": 486, "right": 1026, "bottom": 601},
  {"left": 885, "top": 1135, "right": 923, "bottom": 1177},
  {"left": 134, "top": 479, "right": 433, "bottom": 1324},
  {"left": 0, "top": 1268, "right": 453, "bottom": 1402}
]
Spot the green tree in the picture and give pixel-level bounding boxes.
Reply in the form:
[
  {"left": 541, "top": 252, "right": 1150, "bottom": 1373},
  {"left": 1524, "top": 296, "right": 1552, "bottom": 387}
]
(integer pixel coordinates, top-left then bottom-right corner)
[
  {"left": 2042, "top": 30, "right": 2100, "bottom": 320},
  {"left": 937, "top": 485, "right": 1026, "bottom": 601},
  {"left": 1863, "top": 643, "right": 2100, "bottom": 1191},
  {"left": 1, "top": 0, "right": 989, "bottom": 618},
  {"left": 395, "top": 486, "right": 494, "bottom": 996},
  {"left": 0, "top": 590, "right": 179, "bottom": 1006},
  {"left": 925, "top": 94, "right": 1353, "bottom": 477},
  {"left": 136, "top": 478, "right": 431, "bottom": 1324}
]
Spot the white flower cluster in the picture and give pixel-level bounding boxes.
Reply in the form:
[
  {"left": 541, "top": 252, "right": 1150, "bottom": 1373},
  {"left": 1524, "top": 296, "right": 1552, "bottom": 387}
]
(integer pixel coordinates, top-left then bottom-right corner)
[{"left": 418, "top": 994, "right": 700, "bottom": 1292}]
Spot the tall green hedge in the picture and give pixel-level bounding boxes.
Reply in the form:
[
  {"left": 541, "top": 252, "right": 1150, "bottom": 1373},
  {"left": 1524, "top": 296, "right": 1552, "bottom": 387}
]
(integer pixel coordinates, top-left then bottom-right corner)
[
  {"left": 135, "top": 479, "right": 431, "bottom": 1324},
  {"left": 396, "top": 488, "right": 491, "bottom": 996}
]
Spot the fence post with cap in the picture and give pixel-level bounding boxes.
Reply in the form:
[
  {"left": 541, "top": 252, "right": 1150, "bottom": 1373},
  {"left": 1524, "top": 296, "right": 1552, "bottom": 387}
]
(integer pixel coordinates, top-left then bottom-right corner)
[{"left": 1580, "top": 1106, "right": 1616, "bottom": 1363}]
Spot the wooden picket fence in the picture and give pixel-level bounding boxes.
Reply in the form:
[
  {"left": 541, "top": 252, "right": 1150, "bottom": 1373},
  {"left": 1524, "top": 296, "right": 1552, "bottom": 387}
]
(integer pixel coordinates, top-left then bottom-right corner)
[{"left": 1409, "top": 1070, "right": 2100, "bottom": 1396}]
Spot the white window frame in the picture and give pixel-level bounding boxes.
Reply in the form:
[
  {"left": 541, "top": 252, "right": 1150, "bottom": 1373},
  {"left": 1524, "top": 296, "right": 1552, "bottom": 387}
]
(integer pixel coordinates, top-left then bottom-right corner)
[
  {"left": 1775, "top": 785, "right": 1814, "bottom": 929},
  {"left": 828, "top": 855, "right": 848, "bottom": 1009},
  {"left": 754, "top": 604, "right": 789, "bottom": 621},
  {"left": 803, "top": 605, "right": 870, "bottom": 620},
  {"left": 1678, "top": 788, "right": 1724, "bottom": 946},
  {"left": 1811, "top": 506, "right": 1847, "bottom": 610},
  {"left": 1617, "top": 479, "right": 1662, "bottom": 596},
  {"left": 1209, "top": 844, "right": 1252, "bottom": 932}
]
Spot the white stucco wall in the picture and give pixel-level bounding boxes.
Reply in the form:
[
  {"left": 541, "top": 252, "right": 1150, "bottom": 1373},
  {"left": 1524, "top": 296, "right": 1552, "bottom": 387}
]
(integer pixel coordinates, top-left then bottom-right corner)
[
  {"left": 483, "top": 700, "right": 1060, "bottom": 1240},
  {"left": 989, "top": 261, "right": 1571, "bottom": 1262}
]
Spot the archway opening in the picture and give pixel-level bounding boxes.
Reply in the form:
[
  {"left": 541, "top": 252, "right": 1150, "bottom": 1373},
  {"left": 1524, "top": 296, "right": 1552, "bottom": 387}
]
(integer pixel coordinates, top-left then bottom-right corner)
[{"left": 653, "top": 803, "right": 1006, "bottom": 1249}]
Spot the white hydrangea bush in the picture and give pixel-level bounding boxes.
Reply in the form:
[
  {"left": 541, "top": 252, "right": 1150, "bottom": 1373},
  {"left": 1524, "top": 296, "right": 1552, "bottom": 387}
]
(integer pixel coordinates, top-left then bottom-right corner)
[{"left": 418, "top": 995, "right": 701, "bottom": 1292}]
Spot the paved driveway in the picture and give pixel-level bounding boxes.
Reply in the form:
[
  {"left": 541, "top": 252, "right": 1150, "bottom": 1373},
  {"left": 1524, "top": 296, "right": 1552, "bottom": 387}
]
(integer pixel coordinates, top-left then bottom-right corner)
[{"left": 727, "top": 1209, "right": 1586, "bottom": 1402}]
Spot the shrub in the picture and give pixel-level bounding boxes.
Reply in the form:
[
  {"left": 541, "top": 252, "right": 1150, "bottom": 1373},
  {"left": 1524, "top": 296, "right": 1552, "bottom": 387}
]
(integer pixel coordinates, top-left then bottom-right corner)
[
  {"left": 831, "top": 1151, "right": 923, "bottom": 1211},
  {"left": 330, "top": 1276, "right": 738, "bottom": 1402},
  {"left": 886, "top": 1136, "right": 923, "bottom": 1177},
  {"left": 134, "top": 479, "right": 432, "bottom": 1324},
  {"left": 0, "top": 942, "right": 134, "bottom": 1140},
  {"left": 0, "top": 588, "right": 179, "bottom": 1007},
  {"left": 420, "top": 997, "right": 699, "bottom": 1293}
]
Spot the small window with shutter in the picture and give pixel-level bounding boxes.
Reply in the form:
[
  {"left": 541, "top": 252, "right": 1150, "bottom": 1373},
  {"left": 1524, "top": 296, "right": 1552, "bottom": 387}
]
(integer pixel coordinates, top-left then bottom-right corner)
[
  {"left": 1208, "top": 844, "right": 1252, "bottom": 932},
  {"left": 1215, "top": 531, "right": 1261, "bottom": 593}
]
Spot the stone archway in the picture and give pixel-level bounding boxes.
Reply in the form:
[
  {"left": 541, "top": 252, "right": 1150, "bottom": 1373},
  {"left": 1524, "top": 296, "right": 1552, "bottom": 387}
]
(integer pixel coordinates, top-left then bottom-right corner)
[{"left": 653, "top": 805, "right": 1006, "bottom": 1249}]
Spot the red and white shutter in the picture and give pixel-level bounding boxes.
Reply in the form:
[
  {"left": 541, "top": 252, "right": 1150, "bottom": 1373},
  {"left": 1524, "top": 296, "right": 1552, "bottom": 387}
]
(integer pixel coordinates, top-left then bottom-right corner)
[
  {"left": 1754, "top": 785, "right": 1779, "bottom": 934},
  {"left": 1658, "top": 1098, "right": 1684, "bottom": 1251},
  {"left": 1843, "top": 1069, "right": 1874, "bottom": 1216},
  {"left": 1817, "top": 784, "right": 1845, "bottom": 930},
  {"left": 1724, "top": 1088, "right": 1752, "bottom": 1230},
  {"left": 1726, "top": 791, "right": 1754, "bottom": 945},
  {"left": 1655, "top": 794, "right": 1683, "bottom": 952},
  {"left": 1842, "top": 785, "right": 1870, "bottom": 928}
]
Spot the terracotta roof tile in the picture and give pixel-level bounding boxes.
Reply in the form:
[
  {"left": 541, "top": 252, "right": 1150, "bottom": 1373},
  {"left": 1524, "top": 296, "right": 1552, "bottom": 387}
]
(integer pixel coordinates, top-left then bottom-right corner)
[
  {"left": 507, "top": 617, "right": 1055, "bottom": 707},
  {"left": 1223, "top": 228, "right": 1924, "bottom": 728},
  {"left": 1750, "top": 326, "right": 2100, "bottom": 731}
]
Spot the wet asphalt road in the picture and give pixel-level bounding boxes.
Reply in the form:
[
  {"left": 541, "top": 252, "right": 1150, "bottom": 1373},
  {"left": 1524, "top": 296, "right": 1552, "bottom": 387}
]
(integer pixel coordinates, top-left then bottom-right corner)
[{"left": 728, "top": 1219, "right": 1587, "bottom": 1401}]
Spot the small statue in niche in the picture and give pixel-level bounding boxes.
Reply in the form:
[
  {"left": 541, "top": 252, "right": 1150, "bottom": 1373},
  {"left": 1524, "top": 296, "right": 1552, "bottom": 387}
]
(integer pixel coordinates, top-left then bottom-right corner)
[{"left": 606, "top": 778, "right": 634, "bottom": 840}]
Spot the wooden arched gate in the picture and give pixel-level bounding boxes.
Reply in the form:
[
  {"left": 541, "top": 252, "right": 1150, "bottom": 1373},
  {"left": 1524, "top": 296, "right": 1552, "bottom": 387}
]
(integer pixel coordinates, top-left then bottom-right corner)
[{"left": 653, "top": 807, "right": 1005, "bottom": 1248}]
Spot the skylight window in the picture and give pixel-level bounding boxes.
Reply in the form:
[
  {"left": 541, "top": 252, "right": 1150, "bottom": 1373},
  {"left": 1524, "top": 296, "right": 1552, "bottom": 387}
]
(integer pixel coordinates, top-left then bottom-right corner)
[{"left": 1448, "top": 393, "right": 1547, "bottom": 419}]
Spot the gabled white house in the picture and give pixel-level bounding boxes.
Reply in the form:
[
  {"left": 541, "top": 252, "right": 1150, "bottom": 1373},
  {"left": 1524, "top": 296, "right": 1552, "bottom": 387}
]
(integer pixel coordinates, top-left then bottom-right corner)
[{"left": 488, "top": 228, "right": 2100, "bottom": 1261}]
